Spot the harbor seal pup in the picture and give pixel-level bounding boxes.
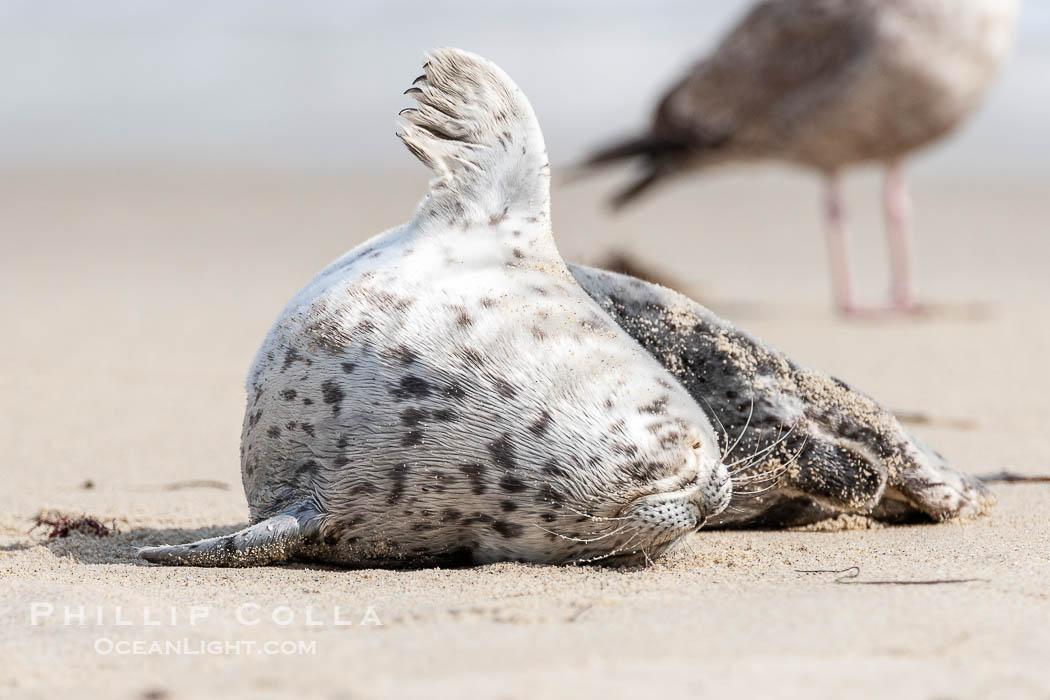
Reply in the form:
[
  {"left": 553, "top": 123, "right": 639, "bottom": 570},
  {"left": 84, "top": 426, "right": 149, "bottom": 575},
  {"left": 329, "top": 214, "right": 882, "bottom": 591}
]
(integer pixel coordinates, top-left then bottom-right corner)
[
  {"left": 139, "top": 48, "right": 731, "bottom": 568},
  {"left": 569, "top": 265, "right": 994, "bottom": 527}
]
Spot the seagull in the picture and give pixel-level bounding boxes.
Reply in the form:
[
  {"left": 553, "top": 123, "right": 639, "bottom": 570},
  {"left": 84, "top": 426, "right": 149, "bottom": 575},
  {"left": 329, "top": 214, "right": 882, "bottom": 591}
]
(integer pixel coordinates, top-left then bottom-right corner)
[{"left": 584, "top": 0, "right": 1019, "bottom": 314}]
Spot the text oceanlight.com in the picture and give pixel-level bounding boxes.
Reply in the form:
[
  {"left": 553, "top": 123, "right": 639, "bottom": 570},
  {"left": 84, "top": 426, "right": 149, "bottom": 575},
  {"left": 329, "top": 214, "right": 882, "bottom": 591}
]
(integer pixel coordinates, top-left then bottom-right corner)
[
  {"left": 22, "top": 603, "right": 383, "bottom": 656},
  {"left": 94, "top": 638, "right": 317, "bottom": 656}
]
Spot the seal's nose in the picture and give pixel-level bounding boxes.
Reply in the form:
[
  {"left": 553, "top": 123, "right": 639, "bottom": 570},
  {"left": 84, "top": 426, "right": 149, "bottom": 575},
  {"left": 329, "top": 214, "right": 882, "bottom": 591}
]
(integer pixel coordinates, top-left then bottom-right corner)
[
  {"left": 630, "top": 499, "right": 705, "bottom": 537},
  {"left": 711, "top": 475, "right": 732, "bottom": 516},
  {"left": 620, "top": 443, "right": 732, "bottom": 548},
  {"left": 706, "top": 463, "right": 732, "bottom": 518},
  {"left": 693, "top": 446, "right": 731, "bottom": 519}
]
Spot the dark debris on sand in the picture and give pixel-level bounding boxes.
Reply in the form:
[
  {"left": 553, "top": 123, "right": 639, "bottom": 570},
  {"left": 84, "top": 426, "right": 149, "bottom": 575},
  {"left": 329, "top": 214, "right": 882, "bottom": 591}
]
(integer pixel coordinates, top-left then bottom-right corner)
[{"left": 30, "top": 511, "right": 120, "bottom": 539}]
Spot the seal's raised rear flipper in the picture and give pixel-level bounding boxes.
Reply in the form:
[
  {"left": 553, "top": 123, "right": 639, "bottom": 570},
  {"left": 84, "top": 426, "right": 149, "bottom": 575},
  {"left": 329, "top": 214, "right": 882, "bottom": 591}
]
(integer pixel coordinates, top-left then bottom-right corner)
[
  {"left": 398, "top": 48, "right": 551, "bottom": 228},
  {"left": 138, "top": 506, "right": 320, "bottom": 567}
]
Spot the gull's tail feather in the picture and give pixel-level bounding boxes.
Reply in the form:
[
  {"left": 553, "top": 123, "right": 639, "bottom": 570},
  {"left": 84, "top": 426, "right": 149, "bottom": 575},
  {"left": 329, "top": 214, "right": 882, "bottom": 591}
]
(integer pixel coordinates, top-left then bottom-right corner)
[
  {"left": 398, "top": 48, "right": 550, "bottom": 225},
  {"left": 609, "top": 167, "right": 668, "bottom": 210},
  {"left": 583, "top": 134, "right": 686, "bottom": 168},
  {"left": 578, "top": 128, "right": 730, "bottom": 210}
]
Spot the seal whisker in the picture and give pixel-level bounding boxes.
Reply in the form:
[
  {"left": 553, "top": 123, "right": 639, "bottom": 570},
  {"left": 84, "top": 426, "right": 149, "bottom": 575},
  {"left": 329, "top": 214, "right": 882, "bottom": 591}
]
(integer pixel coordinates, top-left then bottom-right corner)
[
  {"left": 732, "top": 436, "right": 809, "bottom": 488},
  {"left": 728, "top": 423, "right": 784, "bottom": 473},
  {"left": 568, "top": 531, "right": 644, "bottom": 566},
  {"left": 728, "top": 421, "right": 800, "bottom": 473},
  {"left": 731, "top": 465, "right": 792, "bottom": 490},
  {"left": 535, "top": 522, "right": 630, "bottom": 544},
  {"left": 731, "top": 482, "right": 783, "bottom": 498},
  {"left": 732, "top": 437, "right": 810, "bottom": 498},
  {"left": 732, "top": 465, "right": 789, "bottom": 485},
  {"left": 699, "top": 396, "right": 733, "bottom": 459},
  {"left": 557, "top": 501, "right": 633, "bottom": 523},
  {"left": 731, "top": 443, "right": 801, "bottom": 484},
  {"left": 728, "top": 421, "right": 780, "bottom": 474},
  {"left": 723, "top": 395, "right": 755, "bottom": 460}
]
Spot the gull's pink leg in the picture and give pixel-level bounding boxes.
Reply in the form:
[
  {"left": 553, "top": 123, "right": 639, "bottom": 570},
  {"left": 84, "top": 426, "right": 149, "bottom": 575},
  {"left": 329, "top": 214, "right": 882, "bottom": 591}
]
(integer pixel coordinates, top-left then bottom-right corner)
[
  {"left": 824, "top": 172, "right": 855, "bottom": 314},
  {"left": 884, "top": 162, "right": 917, "bottom": 312}
]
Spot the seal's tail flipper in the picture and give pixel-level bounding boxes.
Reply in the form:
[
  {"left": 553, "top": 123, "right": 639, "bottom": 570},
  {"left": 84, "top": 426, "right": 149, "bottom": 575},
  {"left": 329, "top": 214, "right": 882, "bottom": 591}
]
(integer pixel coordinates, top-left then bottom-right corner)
[
  {"left": 138, "top": 508, "right": 319, "bottom": 567},
  {"left": 398, "top": 48, "right": 550, "bottom": 225}
]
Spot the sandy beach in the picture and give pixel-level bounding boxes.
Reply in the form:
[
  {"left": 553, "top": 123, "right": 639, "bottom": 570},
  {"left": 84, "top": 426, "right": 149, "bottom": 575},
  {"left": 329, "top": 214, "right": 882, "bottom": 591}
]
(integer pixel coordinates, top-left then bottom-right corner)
[{"left": 1, "top": 169, "right": 1048, "bottom": 699}]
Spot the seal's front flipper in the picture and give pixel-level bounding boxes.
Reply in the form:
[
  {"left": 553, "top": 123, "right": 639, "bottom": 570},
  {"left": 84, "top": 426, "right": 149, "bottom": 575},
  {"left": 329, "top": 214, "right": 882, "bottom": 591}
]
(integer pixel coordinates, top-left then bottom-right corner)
[
  {"left": 138, "top": 506, "right": 320, "bottom": 567},
  {"left": 722, "top": 412, "right": 994, "bottom": 527},
  {"left": 705, "top": 431, "right": 891, "bottom": 528},
  {"left": 874, "top": 431, "right": 995, "bottom": 522}
]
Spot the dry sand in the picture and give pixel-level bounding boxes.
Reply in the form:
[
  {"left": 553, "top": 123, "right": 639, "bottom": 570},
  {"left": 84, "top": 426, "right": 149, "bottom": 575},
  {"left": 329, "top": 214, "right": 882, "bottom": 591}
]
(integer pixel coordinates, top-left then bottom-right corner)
[{"left": 1, "top": 169, "right": 1048, "bottom": 700}]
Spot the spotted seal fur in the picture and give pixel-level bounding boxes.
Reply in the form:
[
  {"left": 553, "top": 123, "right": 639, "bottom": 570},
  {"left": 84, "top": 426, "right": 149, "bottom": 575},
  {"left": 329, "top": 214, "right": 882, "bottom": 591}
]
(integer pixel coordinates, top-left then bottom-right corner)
[
  {"left": 138, "top": 48, "right": 731, "bottom": 568},
  {"left": 569, "top": 265, "right": 994, "bottom": 527}
]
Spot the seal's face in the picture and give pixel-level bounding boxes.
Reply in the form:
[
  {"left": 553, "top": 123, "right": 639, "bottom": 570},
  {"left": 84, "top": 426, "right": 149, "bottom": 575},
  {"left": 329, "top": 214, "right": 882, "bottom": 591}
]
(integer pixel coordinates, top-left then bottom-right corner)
[
  {"left": 622, "top": 447, "right": 731, "bottom": 545},
  {"left": 526, "top": 412, "right": 730, "bottom": 565}
]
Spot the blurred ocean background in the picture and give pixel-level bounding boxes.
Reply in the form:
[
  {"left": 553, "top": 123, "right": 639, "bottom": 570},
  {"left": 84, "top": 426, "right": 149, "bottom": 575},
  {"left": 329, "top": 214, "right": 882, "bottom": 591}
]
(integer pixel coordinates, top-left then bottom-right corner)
[{"left": 2, "top": 0, "right": 1048, "bottom": 176}]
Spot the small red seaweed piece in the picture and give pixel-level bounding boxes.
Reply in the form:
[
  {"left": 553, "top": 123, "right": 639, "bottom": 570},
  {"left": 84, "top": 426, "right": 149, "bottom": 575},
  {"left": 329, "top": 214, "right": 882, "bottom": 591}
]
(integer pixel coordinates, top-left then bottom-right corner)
[{"left": 30, "top": 512, "right": 119, "bottom": 539}]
